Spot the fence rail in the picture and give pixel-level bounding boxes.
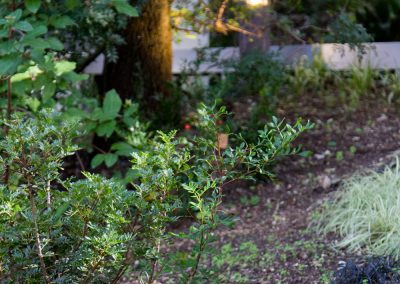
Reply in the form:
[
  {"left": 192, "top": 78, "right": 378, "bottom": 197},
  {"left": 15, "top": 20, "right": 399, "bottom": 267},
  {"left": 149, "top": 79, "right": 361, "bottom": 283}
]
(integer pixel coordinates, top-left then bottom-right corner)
[{"left": 83, "top": 42, "right": 400, "bottom": 75}]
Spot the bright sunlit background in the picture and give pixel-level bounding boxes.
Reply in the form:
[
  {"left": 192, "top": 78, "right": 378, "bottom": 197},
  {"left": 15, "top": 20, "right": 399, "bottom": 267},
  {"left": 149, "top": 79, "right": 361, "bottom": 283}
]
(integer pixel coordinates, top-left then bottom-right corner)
[{"left": 246, "top": 0, "right": 269, "bottom": 6}]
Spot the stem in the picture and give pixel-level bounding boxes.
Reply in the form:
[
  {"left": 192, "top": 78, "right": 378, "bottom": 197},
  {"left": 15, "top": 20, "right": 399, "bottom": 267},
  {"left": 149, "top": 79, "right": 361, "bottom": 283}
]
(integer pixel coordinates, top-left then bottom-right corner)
[
  {"left": 28, "top": 187, "right": 50, "bottom": 284},
  {"left": 187, "top": 229, "right": 206, "bottom": 284},
  {"left": 3, "top": 78, "right": 12, "bottom": 185},
  {"left": 80, "top": 251, "right": 105, "bottom": 284},
  {"left": 148, "top": 240, "right": 161, "bottom": 284},
  {"left": 46, "top": 180, "right": 51, "bottom": 210},
  {"left": 75, "top": 151, "right": 86, "bottom": 172}
]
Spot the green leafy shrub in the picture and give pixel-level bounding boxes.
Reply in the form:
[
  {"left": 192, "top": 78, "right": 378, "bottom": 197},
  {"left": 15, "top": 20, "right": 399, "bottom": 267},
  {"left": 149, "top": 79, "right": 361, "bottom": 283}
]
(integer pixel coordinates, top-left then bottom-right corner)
[
  {"left": 0, "top": 113, "right": 136, "bottom": 282},
  {"left": 0, "top": 105, "right": 311, "bottom": 282},
  {"left": 319, "top": 162, "right": 400, "bottom": 259}
]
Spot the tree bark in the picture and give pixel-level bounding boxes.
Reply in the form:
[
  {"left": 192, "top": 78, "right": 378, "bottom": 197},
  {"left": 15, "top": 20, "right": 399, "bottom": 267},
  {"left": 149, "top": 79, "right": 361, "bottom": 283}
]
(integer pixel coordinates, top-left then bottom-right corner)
[{"left": 101, "top": 0, "right": 172, "bottom": 113}]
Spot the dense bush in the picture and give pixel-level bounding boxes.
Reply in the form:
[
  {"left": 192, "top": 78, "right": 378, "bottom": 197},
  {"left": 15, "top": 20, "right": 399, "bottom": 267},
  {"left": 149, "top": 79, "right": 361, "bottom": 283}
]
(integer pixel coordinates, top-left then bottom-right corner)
[
  {"left": 319, "top": 162, "right": 400, "bottom": 259},
  {"left": 0, "top": 106, "right": 311, "bottom": 282}
]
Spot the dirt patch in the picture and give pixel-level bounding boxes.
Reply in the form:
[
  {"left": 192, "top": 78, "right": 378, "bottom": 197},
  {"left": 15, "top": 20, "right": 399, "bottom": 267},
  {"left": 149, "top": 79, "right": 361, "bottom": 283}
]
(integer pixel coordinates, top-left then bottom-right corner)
[{"left": 200, "top": 95, "right": 400, "bottom": 283}]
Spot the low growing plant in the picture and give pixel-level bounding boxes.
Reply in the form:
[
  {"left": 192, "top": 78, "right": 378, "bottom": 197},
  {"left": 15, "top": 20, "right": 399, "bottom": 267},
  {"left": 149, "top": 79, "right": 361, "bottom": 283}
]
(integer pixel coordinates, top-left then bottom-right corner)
[{"left": 318, "top": 162, "right": 400, "bottom": 259}]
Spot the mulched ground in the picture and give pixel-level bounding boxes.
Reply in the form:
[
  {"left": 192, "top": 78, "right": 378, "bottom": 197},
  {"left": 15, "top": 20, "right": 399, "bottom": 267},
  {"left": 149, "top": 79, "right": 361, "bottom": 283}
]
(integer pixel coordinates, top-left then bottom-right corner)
[
  {"left": 120, "top": 93, "right": 400, "bottom": 283},
  {"left": 210, "top": 95, "right": 400, "bottom": 283}
]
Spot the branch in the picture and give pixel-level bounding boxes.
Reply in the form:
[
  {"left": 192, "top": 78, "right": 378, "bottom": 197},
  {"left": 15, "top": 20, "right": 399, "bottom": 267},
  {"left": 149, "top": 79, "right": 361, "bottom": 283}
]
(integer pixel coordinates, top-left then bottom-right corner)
[
  {"left": 28, "top": 186, "right": 51, "bottom": 284},
  {"left": 213, "top": 0, "right": 260, "bottom": 37}
]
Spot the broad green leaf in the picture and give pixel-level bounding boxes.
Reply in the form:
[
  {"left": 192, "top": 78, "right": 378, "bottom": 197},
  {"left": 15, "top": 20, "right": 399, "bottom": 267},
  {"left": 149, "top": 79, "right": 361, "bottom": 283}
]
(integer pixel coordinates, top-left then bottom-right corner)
[
  {"left": 111, "top": 142, "right": 134, "bottom": 156},
  {"left": 54, "top": 61, "right": 76, "bottom": 76},
  {"left": 22, "top": 38, "right": 50, "bottom": 50},
  {"left": 6, "top": 9, "right": 22, "bottom": 23},
  {"left": 24, "top": 25, "right": 47, "bottom": 40},
  {"left": 65, "top": 0, "right": 80, "bottom": 9},
  {"left": 25, "top": 0, "right": 41, "bottom": 13},
  {"left": 0, "top": 54, "right": 21, "bottom": 75},
  {"left": 42, "top": 81, "right": 56, "bottom": 100},
  {"left": 25, "top": 97, "right": 40, "bottom": 112},
  {"left": 124, "top": 103, "right": 139, "bottom": 117},
  {"left": 62, "top": 72, "right": 89, "bottom": 83},
  {"left": 50, "top": 16, "right": 75, "bottom": 28},
  {"left": 47, "top": 37, "right": 64, "bottom": 51},
  {"left": 91, "top": 108, "right": 104, "bottom": 121},
  {"left": 91, "top": 154, "right": 105, "bottom": 168},
  {"left": 11, "top": 66, "right": 43, "bottom": 82},
  {"left": 15, "top": 21, "right": 33, "bottom": 32},
  {"left": 96, "top": 120, "right": 116, "bottom": 137},
  {"left": 112, "top": 0, "right": 139, "bottom": 17},
  {"left": 103, "top": 89, "right": 122, "bottom": 120},
  {"left": 104, "top": 153, "right": 118, "bottom": 167}
]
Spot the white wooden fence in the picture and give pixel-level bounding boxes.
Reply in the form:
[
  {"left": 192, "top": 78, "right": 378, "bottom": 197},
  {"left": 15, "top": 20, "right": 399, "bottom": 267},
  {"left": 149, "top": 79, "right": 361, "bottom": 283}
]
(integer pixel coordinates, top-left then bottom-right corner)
[{"left": 84, "top": 42, "right": 400, "bottom": 75}]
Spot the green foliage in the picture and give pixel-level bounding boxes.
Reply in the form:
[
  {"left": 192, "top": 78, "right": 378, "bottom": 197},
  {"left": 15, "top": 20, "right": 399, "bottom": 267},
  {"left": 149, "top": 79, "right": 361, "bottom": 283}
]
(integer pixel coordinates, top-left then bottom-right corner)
[
  {"left": 0, "top": 0, "right": 138, "bottom": 114},
  {"left": 221, "top": 52, "right": 286, "bottom": 111},
  {"left": 0, "top": 113, "right": 135, "bottom": 282},
  {"left": 84, "top": 90, "right": 148, "bottom": 185},
  {"left": 356, "top": 0, "right": 400, "bottom": 42},
  {"left": 0, "top": 105, "right": 310, "bottom": 282},
  {"left": 173, "top": 0, "right": 371, "bottom": 47},
  {"left": 288, "top": 53, "right": 400, "bottom": 111},
  {"left": 318, "top": 162, "right": 400, "bottom": 259}
]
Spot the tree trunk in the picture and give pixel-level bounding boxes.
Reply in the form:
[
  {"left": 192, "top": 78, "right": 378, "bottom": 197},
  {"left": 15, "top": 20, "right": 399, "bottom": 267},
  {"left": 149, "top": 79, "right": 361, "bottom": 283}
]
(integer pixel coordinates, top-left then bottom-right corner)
[
  {"left": 101, "top": 0, "right": 172, "bottom": 114},
  {"left": 239, "top": 7, "right": 271, "bottom": 55}
]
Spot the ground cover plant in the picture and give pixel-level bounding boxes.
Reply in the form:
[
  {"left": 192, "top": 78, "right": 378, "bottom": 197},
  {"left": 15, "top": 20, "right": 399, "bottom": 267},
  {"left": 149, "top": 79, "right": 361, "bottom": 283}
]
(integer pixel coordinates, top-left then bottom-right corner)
[{"left": 319, "top": 162, "right": 400, "bottom": 259}]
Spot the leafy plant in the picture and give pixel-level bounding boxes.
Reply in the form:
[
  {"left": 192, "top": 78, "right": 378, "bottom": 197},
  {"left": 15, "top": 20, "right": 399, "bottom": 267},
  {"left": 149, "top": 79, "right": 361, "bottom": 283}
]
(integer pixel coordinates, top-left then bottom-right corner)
[
  {"left": 86, "top": 90, "right": 148, "bottom": 173},
  {"left": 0, "top": 104, "right": 310, "bottom": 282},
  {"left": 0, "top": 113, "right": 135, "bottom": 283},
  {"left": 318, "top": 161, "right": 400, "bottom": 259}
]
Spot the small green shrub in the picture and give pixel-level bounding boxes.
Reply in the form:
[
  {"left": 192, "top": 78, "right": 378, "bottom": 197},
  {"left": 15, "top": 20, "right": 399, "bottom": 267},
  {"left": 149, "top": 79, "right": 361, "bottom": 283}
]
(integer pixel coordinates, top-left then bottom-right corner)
[
  {"left": 0, "top": 113, "right": 136, "bottom": 282},
  {"left": 319, "top": 162, "right": 400, "bottom": 258},
  {"left": 0, "top": 106, "right": 311, "bottom": 283}
]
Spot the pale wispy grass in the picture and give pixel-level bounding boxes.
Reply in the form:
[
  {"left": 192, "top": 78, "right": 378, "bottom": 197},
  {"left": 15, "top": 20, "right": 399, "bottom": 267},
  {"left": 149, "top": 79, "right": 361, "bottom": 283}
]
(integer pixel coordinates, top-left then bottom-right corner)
[{"left": 319, "top": 161, "right": 400, "bottom": 259}]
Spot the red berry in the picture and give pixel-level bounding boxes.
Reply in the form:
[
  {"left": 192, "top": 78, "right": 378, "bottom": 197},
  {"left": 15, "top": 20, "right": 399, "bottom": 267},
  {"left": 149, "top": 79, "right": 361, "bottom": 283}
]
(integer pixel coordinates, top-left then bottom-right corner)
[{"left": 184, "top": 123, "right": 191, "bottom": 130}]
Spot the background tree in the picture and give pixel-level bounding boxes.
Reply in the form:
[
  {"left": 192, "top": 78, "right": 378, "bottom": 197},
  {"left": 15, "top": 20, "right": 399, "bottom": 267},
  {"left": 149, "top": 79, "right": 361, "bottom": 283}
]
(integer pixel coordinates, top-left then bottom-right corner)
[{"left": 98, "top": 0, "right": 372, "bottom": 127}]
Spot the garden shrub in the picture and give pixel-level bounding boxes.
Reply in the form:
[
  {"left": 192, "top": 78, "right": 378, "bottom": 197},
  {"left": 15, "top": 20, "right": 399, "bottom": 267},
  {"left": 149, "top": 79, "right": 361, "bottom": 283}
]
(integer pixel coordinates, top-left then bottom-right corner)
[
  {"left": 0, "top": 106, "right": 311, "bottom": 282},
  {"left": 319, "top": 162, "right": 400, "bottom": 259}
]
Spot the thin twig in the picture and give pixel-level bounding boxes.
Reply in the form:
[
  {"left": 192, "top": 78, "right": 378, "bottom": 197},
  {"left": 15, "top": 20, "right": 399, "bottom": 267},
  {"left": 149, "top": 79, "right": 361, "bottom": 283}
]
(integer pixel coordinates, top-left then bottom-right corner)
[
  {"left": 3, "top": 78, "right": 12, "bottom": 185},
  {"left": 75, "top": 151, "right": 86, "bottom": 172},
  {"left": 28, "top": 186, "right": 51, "bottom": 284}
]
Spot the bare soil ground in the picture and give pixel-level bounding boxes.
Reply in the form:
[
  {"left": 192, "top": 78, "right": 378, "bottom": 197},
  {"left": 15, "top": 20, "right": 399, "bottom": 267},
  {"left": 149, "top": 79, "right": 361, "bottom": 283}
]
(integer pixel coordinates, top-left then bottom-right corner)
[
  {"left": 122, "top": 95, "right": 400, "bottom": 284},
  {"left": 209, "top": 96, "right": 400, "bottom": 283}
]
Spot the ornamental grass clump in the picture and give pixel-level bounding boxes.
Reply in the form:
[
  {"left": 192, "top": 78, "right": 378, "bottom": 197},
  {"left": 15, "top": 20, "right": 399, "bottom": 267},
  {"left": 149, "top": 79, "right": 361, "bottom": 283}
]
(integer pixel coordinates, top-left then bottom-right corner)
[{"left": 320, "top": 162, "right": 400, "bottom": 258}]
